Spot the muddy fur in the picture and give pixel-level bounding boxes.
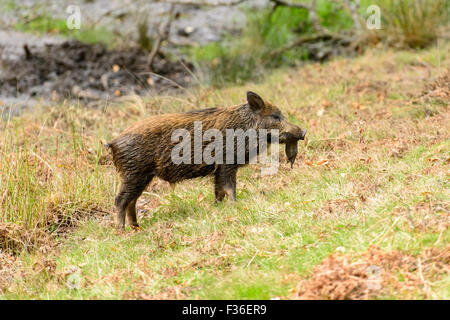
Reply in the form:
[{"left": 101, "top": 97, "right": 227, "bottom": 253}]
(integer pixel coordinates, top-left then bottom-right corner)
[{"left": 108, "top": 91, "right": 306, "bottom": 228}]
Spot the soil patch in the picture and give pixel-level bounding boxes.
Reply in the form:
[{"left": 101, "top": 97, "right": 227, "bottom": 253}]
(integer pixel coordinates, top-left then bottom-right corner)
[
  {"left": 44, "top": 203, "right": 112, "bottom": 235},
  {"left": 0, "top": 222, "right": 52, "bottom": 255},
  {"left": 0, "top": 40, "right": 194, "bottom": 100},
  {"left": 0, "top": 204, "right": 111, "bottom": 255},
  {"left": 418, "top": 68, "right": 449, "bottom": 103}
]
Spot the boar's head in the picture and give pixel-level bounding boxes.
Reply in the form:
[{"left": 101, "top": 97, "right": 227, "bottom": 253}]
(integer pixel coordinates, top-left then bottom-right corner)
[{"left": 247, "top": 91, "right": 307, "bottom": 167}]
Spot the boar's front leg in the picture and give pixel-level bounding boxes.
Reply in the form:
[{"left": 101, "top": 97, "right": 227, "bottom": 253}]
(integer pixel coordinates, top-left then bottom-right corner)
[{"left": 214, "top": 165, "right": 237, "bottom": 202}]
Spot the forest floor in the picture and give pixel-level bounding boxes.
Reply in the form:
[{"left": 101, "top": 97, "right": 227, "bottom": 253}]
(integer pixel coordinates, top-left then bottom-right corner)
[{"left": 0, "top": 42, "right": 449, "bottom": 299}]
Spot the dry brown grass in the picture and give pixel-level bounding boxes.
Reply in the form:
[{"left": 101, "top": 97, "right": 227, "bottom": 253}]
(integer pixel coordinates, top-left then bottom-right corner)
[
  {"left": 291, "top": 245, "right": 450, "bottom": 300},
  {"left": 0, "top": 223, "right": 52, "bottom": 255},
  {"left": 0, "top": 251, "right": 22, "bottom": 293}
]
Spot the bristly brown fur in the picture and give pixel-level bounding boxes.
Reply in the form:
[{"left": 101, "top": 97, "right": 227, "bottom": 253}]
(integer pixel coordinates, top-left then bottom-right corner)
[{"left": 108, "top": 91, "right": 306, "bottom": 229}]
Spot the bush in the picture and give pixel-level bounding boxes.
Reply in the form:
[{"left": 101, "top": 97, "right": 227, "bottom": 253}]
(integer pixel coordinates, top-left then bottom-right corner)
[
  {"left": 188, "top": 8, "right": 307, "bottom": 85},
  {"left": 189, "top": 1, "right": 353, "bottom": 86},
  {"left": 376, "top": 0, "right": 449, "bottom": 48}
]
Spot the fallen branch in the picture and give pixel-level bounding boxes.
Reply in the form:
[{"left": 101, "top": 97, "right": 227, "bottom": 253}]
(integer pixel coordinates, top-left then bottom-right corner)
[
  {"left": 147, "top": 4, "right": 175, "bottom": 70},
  {"left": 267, "top": 32, "right": 350, "bottom": 59},
  {"left": 23, "top": 44, "right": 32, "bottom": 60}
]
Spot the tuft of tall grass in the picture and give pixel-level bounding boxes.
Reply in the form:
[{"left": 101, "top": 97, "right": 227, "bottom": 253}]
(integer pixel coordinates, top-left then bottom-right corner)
[
  {"left": 376, "top": 0, "right": 449, "bottom": 48},
  {"left": 0, "top": 104, "right": 116, "bottom": 251}
]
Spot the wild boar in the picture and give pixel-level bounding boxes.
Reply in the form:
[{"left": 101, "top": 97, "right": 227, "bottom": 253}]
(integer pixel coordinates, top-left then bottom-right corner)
[{"left": 107, "top": 91, "right": 306, "bottom": 228}]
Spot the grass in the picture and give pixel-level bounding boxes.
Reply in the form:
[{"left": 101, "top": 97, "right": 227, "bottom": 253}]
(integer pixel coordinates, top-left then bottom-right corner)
[
  {"left": 0, "top": 42, "right": 449, "bottom": 299},
  {"left": 375, "top": 0, "right": 449, "bottom": 48}
]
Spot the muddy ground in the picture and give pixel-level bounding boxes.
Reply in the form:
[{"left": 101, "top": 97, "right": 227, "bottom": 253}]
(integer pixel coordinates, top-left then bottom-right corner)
[{"left": 0, "top": 38, "right": 194, "bottom": 101}]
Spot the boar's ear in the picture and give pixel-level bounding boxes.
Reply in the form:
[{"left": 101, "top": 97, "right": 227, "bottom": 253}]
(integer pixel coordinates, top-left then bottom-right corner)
[{"left": 247, "top": 91, "right": 265, "bottom": 112}]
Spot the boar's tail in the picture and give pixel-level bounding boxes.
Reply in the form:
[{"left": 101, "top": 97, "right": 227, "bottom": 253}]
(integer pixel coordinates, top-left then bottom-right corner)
[
  {"left": 101, "top": 139, "right": 123, "bottom": 173},
  {"left": 96, "top": 139, "right": 116, "bottom": 168}
]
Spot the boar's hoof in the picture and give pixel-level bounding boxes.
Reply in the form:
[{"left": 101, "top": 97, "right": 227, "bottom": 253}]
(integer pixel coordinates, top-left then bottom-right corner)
[{"left": 116, "top": 222, "right": 125, "bottom": 230}]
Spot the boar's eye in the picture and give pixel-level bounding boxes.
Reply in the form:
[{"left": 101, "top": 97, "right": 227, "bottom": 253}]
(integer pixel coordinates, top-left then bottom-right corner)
[{"left": 271, "top": 114, "right": 281, "bottom": 121}]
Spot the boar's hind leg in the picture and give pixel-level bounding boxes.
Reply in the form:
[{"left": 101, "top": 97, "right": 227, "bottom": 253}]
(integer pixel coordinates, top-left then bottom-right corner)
[
  {"left": 214, "top": 166, "right": 237, "bottom": 203},
  {"left": 115, "top": 174, "right": 154, "bottom": 229}
]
